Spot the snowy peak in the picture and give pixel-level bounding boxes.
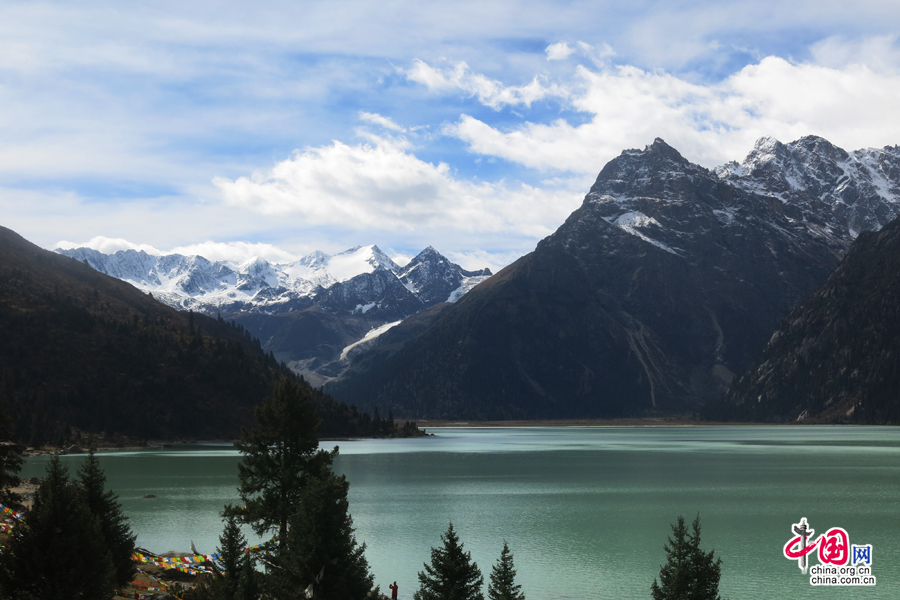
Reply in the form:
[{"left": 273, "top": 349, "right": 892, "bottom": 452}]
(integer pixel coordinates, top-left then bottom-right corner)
[
  {"left": 56, "top": 243, "right": 490, "bottom": 317},
  {"left": 327, "top": 245, "right": 400, "bottom": 282},
  {"left": 716, "top": 135, "right": 900, "bottom": 237},
  {"left": 569, "top": 135, "right": 900, "bottom": 259},
  {"left": 236, "top": 256, "right": 279, "bottom": 292},
  {"left": 399, "top": 247, "right": 492, "bottom": 305},
  {"left": 588, "top": 138, "right": 710, "bottom": 204}
]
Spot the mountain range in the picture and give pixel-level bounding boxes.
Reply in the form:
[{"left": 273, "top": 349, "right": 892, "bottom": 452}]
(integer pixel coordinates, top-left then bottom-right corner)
[
  {"left": 56, "top": 244, "right": 491, "bottom": 385},
  {"left": 327, "top": 136, "right": 900, "bottom": 420},
  {"left": 52, "top": 134, "right": 900, "bottom": 423}
]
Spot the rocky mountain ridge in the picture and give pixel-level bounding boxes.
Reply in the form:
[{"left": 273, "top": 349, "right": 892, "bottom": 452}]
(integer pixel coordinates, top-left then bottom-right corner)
[
  {"left": 327, "top": 136, "right": 900, "bottom": 421},
  {"left": 57, "top": 244, "right": 490, "bottom": 318},
  {"left": 717, "top": 136, "right": 900, "bottom": 240},
  {"left": 57, "top": 243, "right": 491, "bottom": 386}
]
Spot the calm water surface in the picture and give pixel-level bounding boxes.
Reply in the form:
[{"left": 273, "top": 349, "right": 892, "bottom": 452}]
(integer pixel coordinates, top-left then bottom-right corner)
[{"left": 22, "top": 426, "right": 900, "bottom": 599}]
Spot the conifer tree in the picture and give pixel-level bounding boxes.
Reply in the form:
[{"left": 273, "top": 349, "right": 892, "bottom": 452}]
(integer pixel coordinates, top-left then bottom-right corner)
[
  {"left": 192, "top": 514, "right": 260, "bottom": 600},
  {"left": 213, "top": 514, "right": 249, "bottom": 598},
  {"left": 651, "top": 514, "right": 722, "bottom": 600},
  {"left": 0, "top": 455, "right": 116, "bottom": 600},
  {"left": 227, "top": 378, "right": 334, "bottom": 548},
  {"left": 487, "top": 542, "right": 524, "bottom": 600},
  {"left": 414, "top": 522, "right": 484, "bottom": 600},
  {"left": 268, "top": 469, "right": 376, "bottom": 600},
  {"left": 78, "top": 449, "right": 137, "bottom": 587}
]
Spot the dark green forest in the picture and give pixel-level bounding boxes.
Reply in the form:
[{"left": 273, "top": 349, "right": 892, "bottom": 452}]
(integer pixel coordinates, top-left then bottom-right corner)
[{"left": 0, "top": 225, "right": 414, "bottom": 445}]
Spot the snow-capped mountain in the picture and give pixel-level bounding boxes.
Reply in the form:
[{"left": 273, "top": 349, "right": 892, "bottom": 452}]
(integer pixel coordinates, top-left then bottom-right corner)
[
  {"left": 716, "top": 135, "right": 900, "bottom": 242},
  {"left": 399, "top": 246, "right": 491, "bottom": 305},
  {"left": 57, "top": 244, "right": 488, "bottom": 317},
  {"left": 57, "top": 243, "right": 492, "bottom": 386},
  {"left": 327, "top": 136, "right": 900, "bottom": 420}
]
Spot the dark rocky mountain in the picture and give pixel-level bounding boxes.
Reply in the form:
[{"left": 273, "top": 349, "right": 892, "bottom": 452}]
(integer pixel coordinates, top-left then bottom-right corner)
[
  {"left": 398, "top": 246, "right": 492, "bottom": 305},
  {"left": 714, "top": 216, "right": 900, "bottom": 424},
  {"left": 327, "top": 137, "right": 900, "bottom": 420},
  {"left": 0, "top": 225, "right": 397, "bottom": 444},
  {"left": 717, "top": 136, "right": 900, "bottom": 239},
  {"left": 58, "top": 244, "right": 491, "bottom": 386}
]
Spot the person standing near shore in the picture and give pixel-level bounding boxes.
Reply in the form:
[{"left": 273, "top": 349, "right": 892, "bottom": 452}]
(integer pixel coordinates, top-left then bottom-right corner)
[{"left": 390, "top": 581, "right": 398, "bottom": 599}]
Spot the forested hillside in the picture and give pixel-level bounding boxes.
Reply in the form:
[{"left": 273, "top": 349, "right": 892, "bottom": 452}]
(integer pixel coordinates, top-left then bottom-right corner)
[{"left": 0, "top": 225, "right": 395, "bottom": 444}]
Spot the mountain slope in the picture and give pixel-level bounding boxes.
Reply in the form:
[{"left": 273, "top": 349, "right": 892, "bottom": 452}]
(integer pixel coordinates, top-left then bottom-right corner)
[
  {"left": 327, "top": 137, "right": 899, "bottom": 419},
  {"left": 0, "top": 225, "right": 385, "bottom": 443},
  {"left": 715, "top": 216, "right": 900, "bottom": 423}
]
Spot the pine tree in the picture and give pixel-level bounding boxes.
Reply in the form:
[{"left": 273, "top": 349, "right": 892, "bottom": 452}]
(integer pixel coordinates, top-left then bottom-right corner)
[
  {"left": 213, "top": 514, "right": 249, "bottom": 598},
  {"left": 0, "top": 455, "right": 116, "bottom": 600},
  {"left": 414, "top": 522, "right": 484, "bottom": 600},
  {"left": 78, "top": 449, "right": 137, "bottom": 587},
  {"left": 227, "top": 378, "right": 334, "bottom": 548},
  {"left": 196, "top": 514, "right": 260, "bottom": 600},
  {"left": 268, "top": 470, "right": 376, "bottom": 600},
  {"left": 651, "top": 514, "right": 722, "bottom": 600},
  {"left": 487, "top": 542, "right": 524, "bottom": 600}
]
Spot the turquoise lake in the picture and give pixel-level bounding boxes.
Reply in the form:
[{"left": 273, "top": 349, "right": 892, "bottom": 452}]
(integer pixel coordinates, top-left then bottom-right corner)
[{"left": 22, "top": 426, "right": 900, "bottom": 599}]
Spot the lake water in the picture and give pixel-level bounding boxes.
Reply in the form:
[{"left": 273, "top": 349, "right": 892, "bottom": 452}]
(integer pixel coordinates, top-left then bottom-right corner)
[{"left": 22, "top": 426, "right": 900, "bottom": 599}]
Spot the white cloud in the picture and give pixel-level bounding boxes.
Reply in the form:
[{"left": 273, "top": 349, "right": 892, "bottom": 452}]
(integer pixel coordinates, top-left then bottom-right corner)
[
  {"left": 404, "top": 59, "right": 565, "bottom": 109},
  {"left": 213, "top": 137, "right": 582, "bottom": 237},
  {"left": 52, "top": 236, "right": 303, "bottom": 265},
  {"left": 444, "top": 55, "right": 900, "bottom": 172},
  {"left": 577, "top": 41, "right": 617, "bottom": 67},
  {"left": 546, "top": 41, "right": 615, "bottom": 65},
  {"left": 388, "top": 252, "right": 413, "bottom": 267},
  {"left": 359, "top": 112, "right": 406, "bottom": 132},
  {"left": 546, "top": 42, "right": 575, "bottom": 61},
  {"left": 810, "top": 34, "right": 900, "bottom": 74},
  {"left": 54, "top": 236, "right": 163, "bottom": 255},
  {"left": 446, "top": 249, "right": 527, "bottom": 274},
  {"left": 168, "top": 242, "right": 300, "bottom": 264}
]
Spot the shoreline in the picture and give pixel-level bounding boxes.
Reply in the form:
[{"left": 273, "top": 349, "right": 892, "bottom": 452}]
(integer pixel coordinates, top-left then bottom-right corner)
[
  {"left": 417, "top": 418, "right": 791, "bottom": 427},
  {"left": 21, "top": 419, "right": 876, "bottom": 457}
]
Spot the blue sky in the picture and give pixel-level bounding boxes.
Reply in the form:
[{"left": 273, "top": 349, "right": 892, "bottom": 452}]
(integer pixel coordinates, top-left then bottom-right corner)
[{"left": 3, "top": 0, "right": 900, "bottom": 271}]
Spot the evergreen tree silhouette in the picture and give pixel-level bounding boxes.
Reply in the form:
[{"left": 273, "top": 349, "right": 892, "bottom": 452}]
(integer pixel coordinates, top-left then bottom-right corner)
[
  {"left": 651, "top": 514, "right": 722, "bottom": 600},
  {"left": 414, "top": 522, "right": 484, "bottom": 600},
  {"left": 78, "top": 449, "right": 137, "bottom": 587},
  {"left": 268, "top": 471, "right": 376, "bottom": 600},
  {"left": 227, "top": 378, "right": 333, "bottom": 548},
  {"left": 487, "top": 542, "right": 524, "bottom": 600},
  {"left": 0, "top": 455, "right": 116, "bottom": 599}
]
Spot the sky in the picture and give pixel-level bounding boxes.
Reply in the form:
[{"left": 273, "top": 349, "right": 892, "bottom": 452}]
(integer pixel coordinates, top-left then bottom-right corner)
[{"left": 2, "top": 1, "right": 900, "bottom": 272}]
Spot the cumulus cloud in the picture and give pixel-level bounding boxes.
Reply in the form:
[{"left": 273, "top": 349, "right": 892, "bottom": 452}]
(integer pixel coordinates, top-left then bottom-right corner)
[
  {"left": 213, "top": 137, "right": 582, "bottom": 237},
  {"left": 55, "top": 236, "right": 163, "bottom": 255},
  {"left": 442, "top": 55, "right": 900, "bottom": 172},
  {"left": 404, "top": 59, "right": 566, "bottom": 109},
  {"left": 546, "top": 42, "right": 575, "bottom": 61},
  {"left": 546, "top": 41, "right": 615, "bottom": 66},
  {"left": 167, "top": 242, "right": 301, "bottom": 264},
  {"left": 53, "top": 236, "right": 303, "bottom": 264}
]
